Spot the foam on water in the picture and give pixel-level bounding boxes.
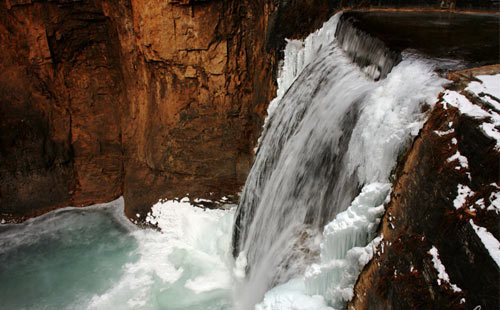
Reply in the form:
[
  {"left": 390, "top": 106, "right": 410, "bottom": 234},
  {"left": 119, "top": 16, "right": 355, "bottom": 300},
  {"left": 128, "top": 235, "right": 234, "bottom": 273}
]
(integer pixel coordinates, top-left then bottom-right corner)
[
  {"left": 0, "top": 198, "right": 236, "bottom": 310},
  {"left": 86, "top": 199, "right": 235, "bottom": 310}
]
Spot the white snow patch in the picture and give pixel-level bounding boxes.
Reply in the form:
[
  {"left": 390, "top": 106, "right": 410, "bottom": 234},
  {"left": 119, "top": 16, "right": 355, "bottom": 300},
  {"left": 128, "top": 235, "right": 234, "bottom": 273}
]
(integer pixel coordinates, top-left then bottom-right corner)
[
  {"left": 470, "top": 219, "right": 500, "bottom": 268},
  {"left": 428, "top": 246, "right": 462, "bottom": 292},
  {"left": 451, "top": 138, "right": 458, "bottom": 145},
  {"left": 480, "top": 122, "right": 500, "bottom": 151},
  {"left": 466, "top": 74, "right": 500, "bottom": 110},
  {"left": 434, "top": 128, "right": 454, "bottom": 136},
  {"left": 453, "top": 184, "right": 473, "bottom": 209},
  {"left": 193, "top": 198, "right": 212, "bottom": 203},
  {"left": 488, "top": 191, "right": 500, "bottom": 213},
  {"left": 442, "top": 90, "right": 491, "bottom": 119},
  {"left": 447, "top": 151, "right": 469, "bottom": 169}
]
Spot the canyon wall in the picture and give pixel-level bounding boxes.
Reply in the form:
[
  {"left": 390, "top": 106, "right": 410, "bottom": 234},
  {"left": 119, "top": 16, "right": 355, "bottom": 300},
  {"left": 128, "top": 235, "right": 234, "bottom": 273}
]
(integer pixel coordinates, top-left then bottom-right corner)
[
  {"left": 1, "top": 0, "right": 497, "bottom": 221},
  {"left": 0, "top": 0, "right": 279, "bottom": 220}
]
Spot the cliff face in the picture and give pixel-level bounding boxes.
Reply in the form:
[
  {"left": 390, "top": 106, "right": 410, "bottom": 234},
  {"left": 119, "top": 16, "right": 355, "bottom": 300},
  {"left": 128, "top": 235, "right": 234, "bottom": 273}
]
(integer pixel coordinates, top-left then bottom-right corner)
[
  {"left": 351, "top": 65, "right": 500, "bottom": 309},
  {"left": 0, "top": 0, "right": 125, "bottom": 219},
  {"left": 0, "top": 0, "right": 278, "bottom": 220},
  {"left": 103, "top": 0, "right": 278, "bottom": 218}
]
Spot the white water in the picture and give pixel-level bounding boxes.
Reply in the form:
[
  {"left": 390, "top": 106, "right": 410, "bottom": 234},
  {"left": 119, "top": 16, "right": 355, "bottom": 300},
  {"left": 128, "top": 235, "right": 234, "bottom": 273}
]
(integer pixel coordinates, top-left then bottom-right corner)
[
  {"left": 233, "top": 12, "right": 446, "bottom": 310},
  {"left": 0, "top": 198, "right": 236, "bottom": 310}
]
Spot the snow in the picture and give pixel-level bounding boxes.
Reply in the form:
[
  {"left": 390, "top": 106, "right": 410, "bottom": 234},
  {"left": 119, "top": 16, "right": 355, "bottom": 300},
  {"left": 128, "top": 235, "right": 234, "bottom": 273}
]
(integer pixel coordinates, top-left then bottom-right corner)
[
  {"left": 442, "top": 90, "right": 491, "bottom": 118},
  {"left": 442, "top": 75, "right": 500, "bottom": 151},
  {"left": 434, "top": 128, "right": 454, "bottom": 136},
  {"left": 469, "top": 220, "right": 500, "bottom": 268},
  {"left": 453, "top": 184, "right": 473, "bottom": 209},
  {"left": 488, "top": 191, "right": 500, "bottom": 213},
  {"left": 428, "top": 246, "right": 462, "bottom": 292},
  {"left": 480, "top": 122, "right": 500, "bottom": 151},
  {"left": 447, "top": 151, "right": 469, "bottom": 169},
  {"left": 466, "top": 74, "right": 500, "bottom": 110},
  {"left": 193, "top": 198, "right": 213, "bottom": 203}
]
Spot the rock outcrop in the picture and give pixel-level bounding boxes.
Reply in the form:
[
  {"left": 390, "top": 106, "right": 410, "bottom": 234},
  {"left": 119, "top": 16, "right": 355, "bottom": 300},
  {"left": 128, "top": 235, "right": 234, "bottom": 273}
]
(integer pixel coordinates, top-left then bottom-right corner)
[{"left": 350, "top": 65, "right": 500, "bottom": 309}]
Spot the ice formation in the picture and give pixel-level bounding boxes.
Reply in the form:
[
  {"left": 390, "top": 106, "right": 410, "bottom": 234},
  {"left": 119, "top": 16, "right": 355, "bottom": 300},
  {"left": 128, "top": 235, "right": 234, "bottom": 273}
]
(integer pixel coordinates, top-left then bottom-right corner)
[{"left": 304, "top": 183, "right": 389, "bottom": 308}]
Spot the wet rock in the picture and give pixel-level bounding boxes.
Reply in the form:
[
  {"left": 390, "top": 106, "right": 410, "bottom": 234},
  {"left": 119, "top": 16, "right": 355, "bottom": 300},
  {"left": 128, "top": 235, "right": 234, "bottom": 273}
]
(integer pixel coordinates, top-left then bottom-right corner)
[{"left": 351, "top": 65, "right": 500, "bottom": 310}]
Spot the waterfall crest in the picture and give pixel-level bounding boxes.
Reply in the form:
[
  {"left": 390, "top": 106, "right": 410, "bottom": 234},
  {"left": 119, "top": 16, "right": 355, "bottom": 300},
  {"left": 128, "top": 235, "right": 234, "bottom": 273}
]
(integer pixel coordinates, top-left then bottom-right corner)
[{"left": 232, "top": 12, "right": 446, "bottom": 309}]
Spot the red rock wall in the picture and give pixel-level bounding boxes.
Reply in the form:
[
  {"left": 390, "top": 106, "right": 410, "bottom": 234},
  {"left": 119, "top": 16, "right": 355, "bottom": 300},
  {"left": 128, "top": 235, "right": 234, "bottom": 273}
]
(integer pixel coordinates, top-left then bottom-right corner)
[
  {"left": 0, "top": 0, "right": 124, "bottom": 220},
  {"left": 104, "top": 0, "right": 279, "bottom": 218},
  {"left": 0, "top": 0, "right": 279, "bottom": 220}
]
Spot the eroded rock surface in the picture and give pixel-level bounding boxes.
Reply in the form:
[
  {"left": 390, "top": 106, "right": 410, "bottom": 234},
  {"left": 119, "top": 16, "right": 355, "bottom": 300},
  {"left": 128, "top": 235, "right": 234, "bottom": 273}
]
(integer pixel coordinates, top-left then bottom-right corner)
[{"left": 0, "top": 0, "right": 281, "bottom": 220}]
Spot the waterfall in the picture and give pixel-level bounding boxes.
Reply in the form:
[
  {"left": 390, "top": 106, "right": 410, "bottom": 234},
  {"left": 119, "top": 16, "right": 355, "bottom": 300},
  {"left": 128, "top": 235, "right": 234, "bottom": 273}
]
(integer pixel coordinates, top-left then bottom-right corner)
[{"left": 232, "top": 12, "right": 446, "bottom": 309}]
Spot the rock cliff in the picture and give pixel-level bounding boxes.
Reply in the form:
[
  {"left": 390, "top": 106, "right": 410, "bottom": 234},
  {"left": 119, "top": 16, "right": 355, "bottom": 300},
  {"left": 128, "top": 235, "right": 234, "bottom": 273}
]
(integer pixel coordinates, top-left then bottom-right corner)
[{"left": 0, "top": 0, "right": 278, "bottom": 220}]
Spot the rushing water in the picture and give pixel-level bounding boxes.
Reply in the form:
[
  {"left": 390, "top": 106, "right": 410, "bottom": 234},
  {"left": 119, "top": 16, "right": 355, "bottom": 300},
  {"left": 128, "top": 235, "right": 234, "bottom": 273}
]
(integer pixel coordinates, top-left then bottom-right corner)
[
  {"left": 232, "top": 12, "right": 445, "bottom": 309},
  {"left": 1, "top": 11, "right": 448, "bottom": 310}
]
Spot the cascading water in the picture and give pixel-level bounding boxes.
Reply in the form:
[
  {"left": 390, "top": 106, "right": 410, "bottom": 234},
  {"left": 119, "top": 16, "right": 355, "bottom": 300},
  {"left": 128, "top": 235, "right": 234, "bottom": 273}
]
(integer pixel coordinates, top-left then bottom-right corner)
[{"left": 232, "top": 12, "right": 446, "bottom": 309}]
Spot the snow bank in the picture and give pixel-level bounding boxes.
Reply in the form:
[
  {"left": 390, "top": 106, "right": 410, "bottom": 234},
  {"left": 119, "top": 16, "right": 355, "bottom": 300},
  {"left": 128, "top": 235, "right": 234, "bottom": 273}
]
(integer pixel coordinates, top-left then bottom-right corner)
[
  {"left": 469, "top": 220, "right": 500, "bottom": 269},
  {"left": 443, "top": 74, "right": 500, "bottom": 151}
]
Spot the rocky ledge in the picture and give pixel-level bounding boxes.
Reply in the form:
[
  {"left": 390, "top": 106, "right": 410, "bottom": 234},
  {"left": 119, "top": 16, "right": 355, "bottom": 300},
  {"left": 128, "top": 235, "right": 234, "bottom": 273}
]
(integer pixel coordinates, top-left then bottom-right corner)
[{"left": 350, "top": 65, "right": 500, "bottom": 309}]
